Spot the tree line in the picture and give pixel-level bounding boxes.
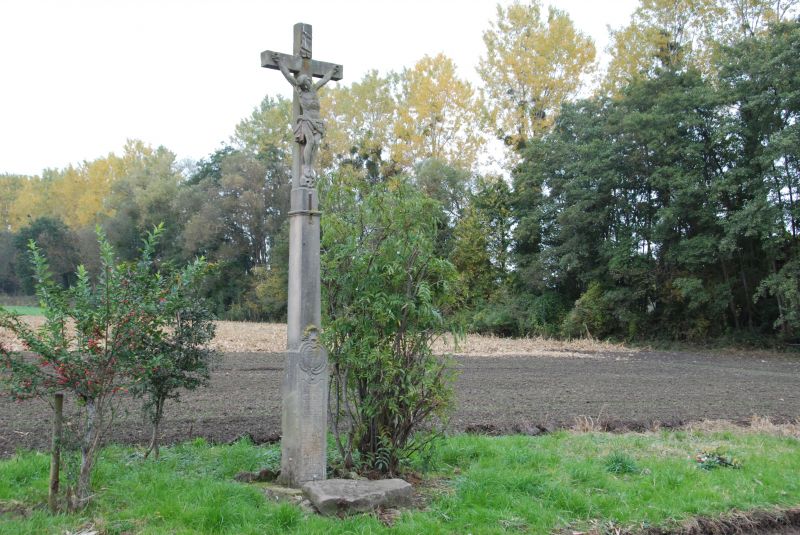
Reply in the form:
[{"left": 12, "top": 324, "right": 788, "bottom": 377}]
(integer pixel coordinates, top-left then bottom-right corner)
[{"left": 1, "top": 0, "right": 798, "bottom": 342}]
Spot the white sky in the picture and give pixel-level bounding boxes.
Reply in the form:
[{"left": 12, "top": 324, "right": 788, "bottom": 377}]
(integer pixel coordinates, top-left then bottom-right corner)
[{"left": 0, "top": 0, "right": 639, "bottom": 177}]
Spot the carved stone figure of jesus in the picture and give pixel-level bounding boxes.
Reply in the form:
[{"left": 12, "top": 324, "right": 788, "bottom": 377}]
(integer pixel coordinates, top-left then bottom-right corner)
[{"left": 272, "top": 52, "right": 339, "bottom": 185}]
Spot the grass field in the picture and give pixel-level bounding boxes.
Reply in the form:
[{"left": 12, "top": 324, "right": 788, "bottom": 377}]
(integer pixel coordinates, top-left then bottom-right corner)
[
  {"left": 0, "top": 305, "right": 43, "bottom": 316},
  {"left": 1, "top": 430, "right": 799, "bottom": 534}
]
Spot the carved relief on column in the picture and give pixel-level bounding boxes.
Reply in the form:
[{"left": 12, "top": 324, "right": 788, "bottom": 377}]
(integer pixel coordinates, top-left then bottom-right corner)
[{"left": 295, "top": 326, "right": 327, "bottom": 384}]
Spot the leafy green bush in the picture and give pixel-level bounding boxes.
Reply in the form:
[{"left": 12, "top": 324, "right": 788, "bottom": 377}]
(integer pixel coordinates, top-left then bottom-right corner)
[
  {"left": 126, "top": 231, "right": 217, "bottom": 460},
  {"left": 561, "top": 282, "right": 616, "bottom": 339},
  {"left": 469, "top": 289, "right": 567, "bottom": 338},
  {"left": 0, "top": 226, "right": 215, "bottom": 507},
  {"left": 468, "top": 295, "right": 519, "bottom": 336},
  {"left": 322, "top": 176, "right": 461, "bottom": 475}
]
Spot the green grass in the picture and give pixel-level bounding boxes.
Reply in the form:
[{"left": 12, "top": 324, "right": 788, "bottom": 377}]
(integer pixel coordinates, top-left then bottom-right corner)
[
  {"left": 0, "top": 305, "right": 43, "bottom": 316},
  {"left": 1, "top": 431, "right": 799, "bottom": 534}
]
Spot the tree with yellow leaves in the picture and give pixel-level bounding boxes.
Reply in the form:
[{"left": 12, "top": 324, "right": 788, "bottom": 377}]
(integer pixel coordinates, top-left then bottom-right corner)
[
  {"left": 394, "top": 54, "right": 484, "bottom": 172},
  {"left": 319, "top": 70, "right": 399, "bottom": 178},
  {"left": 0, "top": 175, "right": 24, "bottom": 230},
  {"left": 478, "top": 0, "right": 596, "bottom": 149},
  {"left": 604, "top": 0, "right": 727, "bottom": 94},
  {"left": 718, "top": 0, "right": 799, "bottom": 43},
  {"left": 603, "top": 0, "right": 799, "bottom": 94},
  {"left": 5, "top": 152, "right": 129, "bottom": 232}
]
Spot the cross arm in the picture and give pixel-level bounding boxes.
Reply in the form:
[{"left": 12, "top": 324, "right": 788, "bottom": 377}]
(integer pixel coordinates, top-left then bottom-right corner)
[{"left": 261, "top": 50, "right": 344, "bottom": 81}]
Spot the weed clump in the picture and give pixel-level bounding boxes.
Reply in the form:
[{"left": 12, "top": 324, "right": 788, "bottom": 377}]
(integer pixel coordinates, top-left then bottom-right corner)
[{"left": 604, "top": 452, "right": 639, "bottom": 475}]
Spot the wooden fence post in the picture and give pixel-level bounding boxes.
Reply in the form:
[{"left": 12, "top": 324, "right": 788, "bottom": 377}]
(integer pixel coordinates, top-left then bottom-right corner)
[{"left": 48, "top": 392, "right": 64, "bottom": 513}]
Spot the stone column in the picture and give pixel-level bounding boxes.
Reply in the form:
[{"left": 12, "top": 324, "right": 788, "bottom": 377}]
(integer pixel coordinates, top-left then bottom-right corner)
[{"left": 281, "top": 186, "right": 327, "bottom": 486}]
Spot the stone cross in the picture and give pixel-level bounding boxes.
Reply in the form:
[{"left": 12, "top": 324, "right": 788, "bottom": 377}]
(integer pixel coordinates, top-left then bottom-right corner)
[{"left": 261, "top": 23, "right": 343, "bottom": 487}]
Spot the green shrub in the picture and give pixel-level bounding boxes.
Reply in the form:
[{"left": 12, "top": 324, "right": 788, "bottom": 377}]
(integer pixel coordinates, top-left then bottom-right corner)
[
  {"left": 561, "top": 282, "right": 616, "bottom": 339},
  {"left": 322, "top": 176, "right": 461, "bottom": 475},
  {"left": 469, "top": 290, "right": 567, "bottom": 338},
  {"left": 0, "top": 225, "right": 214, "bottom": 507}
]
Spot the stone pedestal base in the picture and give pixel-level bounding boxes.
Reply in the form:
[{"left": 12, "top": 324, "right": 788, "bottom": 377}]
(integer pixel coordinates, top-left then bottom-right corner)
[{"left": 302, "top": 479, "right": 413, "bottom": 516}]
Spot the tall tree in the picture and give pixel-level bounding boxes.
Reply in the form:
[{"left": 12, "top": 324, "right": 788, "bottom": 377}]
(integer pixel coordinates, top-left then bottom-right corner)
[
  {"left": 414, "top": 159, "right": 473, "bottom": 222},
  {"left": 0, "top": 231, "right": 20, "bottom": 294},
  {"left": 450, "top": 206, "right": 496, "bottom": 306},
  {"left": 473, "top": 176, "right": 513, "bottom": 277},
  {"left": 7, "top": 170, "right": 59, "bottom": 232},
  {"left": 320, "top": 70, "right": 400, "bottom": 180},
  {"left": 603, "top": 0, "right": 799, "bottom": 94},
  {"left": 394, "top": 54, "right": 484, "bottom": 171},
  {"left": 178, "top": 144, "right": 291, "bottom": 317},
  {"left": 6, "top": 156, "right": 126, "bottom": 232},
  {"left": 233, "top": 95, "right": 293, "bottom": 161},
  {"left": 720, "top": 0, "right": 799, "bottom": 39},
  {"left": 514, "top": 64, "right": 734, "bottom": 340},
  {"left": 604, "top": 0, "right": 724, "bottom": 94},
  {"left": 0, "top": 175, "right": 24, "bottom": 231},
  {"left": 14, "top": 217, "right": 79, "bottom": 293},
  {"left": 103, "top": 141, "right": 182, "bottom": 260},
  {"left": 720, "top": 20, "right": 800, "bottom": 335},
  {"left": 478, "top": 0, "right": 596, "bottom": 149}
]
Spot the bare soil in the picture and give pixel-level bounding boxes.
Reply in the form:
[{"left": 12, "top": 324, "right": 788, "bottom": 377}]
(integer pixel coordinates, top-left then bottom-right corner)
[{"left": 2, "top": 319, "right": 799, "bottom": 456}]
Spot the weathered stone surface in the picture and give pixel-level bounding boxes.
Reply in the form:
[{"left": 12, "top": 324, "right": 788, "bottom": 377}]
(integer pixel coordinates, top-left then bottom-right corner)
[
  {"left": 302, "top": 479, "right": 413, "bottom": 516},
  {"left": 262, "top": 483, "right": 304, "bottom": 504},
  {"left": 262, "top": 484, "right": 317, "bottom": 514}
]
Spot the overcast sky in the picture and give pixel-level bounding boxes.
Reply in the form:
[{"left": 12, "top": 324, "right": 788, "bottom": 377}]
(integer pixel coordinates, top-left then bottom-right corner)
[{"left": 0, "top": 0, "right": 639, "bottom": 176}]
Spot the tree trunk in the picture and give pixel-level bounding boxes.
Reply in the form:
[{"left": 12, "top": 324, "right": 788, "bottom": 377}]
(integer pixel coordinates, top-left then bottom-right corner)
[
  {"left": 48, "top": 393, "right": 63, "bottom": 513},
  {"left": 721, "top": 260, "right": 740, "bottom": 331},
  {"left": 144, "top": 398, "right": 164, "bottom": 460},
  {"left": 772, "top": 260, "right": 789, "bottom": 336},
  {"left": 737, "top": 251, "right": 755, "bottom": 331},
  {"left": 144, "top": 419, "right": 160, "bottom": 460}
]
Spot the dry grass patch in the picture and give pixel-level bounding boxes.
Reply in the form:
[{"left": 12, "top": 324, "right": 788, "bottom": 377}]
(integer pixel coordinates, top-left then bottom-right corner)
[
  {"left": 5, "top": 318, "right": 797, "bottom": 359},
  {"left": 3, "top": 319, "right": 637, "bottom": 357},
  {"left": 210, "top": 321, "right": 286, "bottom": 353},
  {"left": 0, "top": 318, "right": 289, "bottom": 354},
  {"left": 573, "top": 414, "right": 607, "bottom": 433},
  {"left": 0, "top": 315, "right": 45, "bottom": 351},
  {"left": 433, "top": 332, "right": 638, "bottom": 358},
  {"left": 212, "top": 323, "right": 640, "bottom": 357},
  {"left": 686, "top": 416, "right": 800, "bottom": 439},
  {"left": 565, "top": 415, "right": 800, "bottom": 439},
  {"left": 6, "top": 320, "right": 796, "bottom": 361}
]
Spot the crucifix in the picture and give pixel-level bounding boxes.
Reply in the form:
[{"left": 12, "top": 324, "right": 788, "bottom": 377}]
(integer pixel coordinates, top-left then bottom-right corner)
[
  {"left": 261, "top": 23, "right": 343, "bottom": 487},
  {"left": 262, "top": 24, "right": 343, "bottom": 186}
]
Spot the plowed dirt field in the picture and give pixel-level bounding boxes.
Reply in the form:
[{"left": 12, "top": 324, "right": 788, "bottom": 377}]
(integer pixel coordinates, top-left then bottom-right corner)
[{"left": 1, "top": 321, "right": 799, "bottom": 456}]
